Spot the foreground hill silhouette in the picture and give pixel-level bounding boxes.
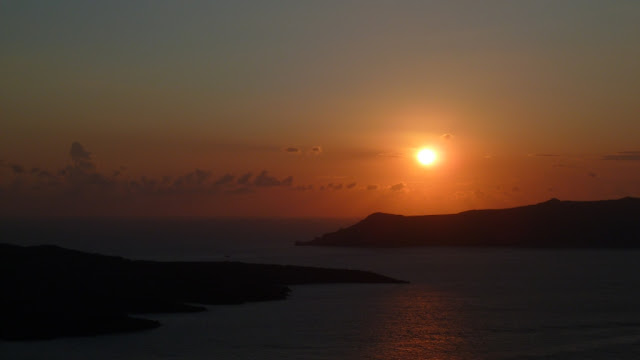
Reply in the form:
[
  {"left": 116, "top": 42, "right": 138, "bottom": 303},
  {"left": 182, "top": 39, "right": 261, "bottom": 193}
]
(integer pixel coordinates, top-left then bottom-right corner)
[
  {"left": 0, "top": 244, "right": 404, "bottom": 340},
  {"left": 297, "top": 198, "right": 640, "bottom": 248}
]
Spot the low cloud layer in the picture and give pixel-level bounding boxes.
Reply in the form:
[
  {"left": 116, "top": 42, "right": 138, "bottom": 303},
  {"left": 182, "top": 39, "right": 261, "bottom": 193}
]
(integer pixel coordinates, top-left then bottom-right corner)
[
  {"left": 1, "top": 142, "right": 421, "bottom": 215},
  {"left": 1, "top": 143, "right": 296, "bottom": 211}
]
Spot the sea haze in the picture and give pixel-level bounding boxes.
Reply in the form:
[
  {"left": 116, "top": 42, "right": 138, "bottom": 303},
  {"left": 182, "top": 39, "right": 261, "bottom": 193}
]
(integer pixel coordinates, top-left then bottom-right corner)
[
  {"left": 0, "top": 217, "right": 357, "bottom": 261},
  {"left": 2, "top": 218, "right": 640, "bottom": 359}
]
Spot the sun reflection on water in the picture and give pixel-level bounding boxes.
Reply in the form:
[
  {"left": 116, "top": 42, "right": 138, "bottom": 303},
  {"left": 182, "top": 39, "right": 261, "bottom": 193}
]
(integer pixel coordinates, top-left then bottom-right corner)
[{"left": 359, "top": 288, "right": 473, "bottom": 360}]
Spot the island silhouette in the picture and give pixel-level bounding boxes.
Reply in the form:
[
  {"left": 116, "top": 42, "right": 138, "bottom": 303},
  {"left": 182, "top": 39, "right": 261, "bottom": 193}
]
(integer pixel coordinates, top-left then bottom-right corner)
[
  {"left": 0, "top": 243, "right": 405, "bottom": 340},
  {"left": 297, "top": 197, "right": 640, "bottom": 248}
]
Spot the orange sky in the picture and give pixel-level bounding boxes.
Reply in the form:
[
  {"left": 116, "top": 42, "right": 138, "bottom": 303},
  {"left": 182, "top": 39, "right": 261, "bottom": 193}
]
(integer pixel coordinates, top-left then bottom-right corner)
[{"left": 2, "top": 1, "right": 640, "bottom": 217}]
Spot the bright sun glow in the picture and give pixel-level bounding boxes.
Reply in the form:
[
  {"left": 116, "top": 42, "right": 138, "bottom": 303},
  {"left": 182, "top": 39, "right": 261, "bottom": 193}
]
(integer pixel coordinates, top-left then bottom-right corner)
[{"left": 417, "top": 148, "right": 437, "bottom": 166}]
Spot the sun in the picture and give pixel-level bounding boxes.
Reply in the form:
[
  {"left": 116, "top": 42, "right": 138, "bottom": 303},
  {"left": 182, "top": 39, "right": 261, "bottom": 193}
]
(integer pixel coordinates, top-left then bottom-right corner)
[{"left": 416, "top": 148, "right": 437, "bottom": 166}]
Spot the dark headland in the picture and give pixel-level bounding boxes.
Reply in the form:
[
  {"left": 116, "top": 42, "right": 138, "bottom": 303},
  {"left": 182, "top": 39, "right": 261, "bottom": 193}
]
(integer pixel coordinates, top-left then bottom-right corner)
[
  {"left": 0, "top": 243, "right": 405, "bottom": 341},
  {"left": 296, "top": 197, "right": 640, "bottom": 248}
]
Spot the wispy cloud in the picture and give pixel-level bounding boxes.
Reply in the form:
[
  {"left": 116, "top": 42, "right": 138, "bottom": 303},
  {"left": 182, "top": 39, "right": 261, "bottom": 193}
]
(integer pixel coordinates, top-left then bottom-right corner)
[
  {"left": 283, "top": 147, "right": 301, "bottom": 154},
  {"left": 376, "top": 152, "right": 404, "bottom": 158},
  {"left": 602, "top": 151, "right": 640, "bottom": 161}
]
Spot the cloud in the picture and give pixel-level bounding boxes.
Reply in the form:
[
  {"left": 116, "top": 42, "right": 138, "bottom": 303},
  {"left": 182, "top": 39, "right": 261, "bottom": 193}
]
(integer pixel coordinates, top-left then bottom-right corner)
[
  {"left": 112, "top": 166, "right": 127, "bottom": 177},
  {"left": 254, "top": 170, "right": 293, "bottom": 187},
  {"left": 310, "top": 146, "right": 322, "bottom": 155},
  {"left": 37, "top": 170, "right": 54, "bottom": 179},
  {"left": 63, "top": 164, "right": 113, "bottom": 190},
  {"left": 390, "top": 183, "right": 405, "bottom": 191},
  {"left": 534, "top": 153, "right": 559, "bottom": 157},
  {"left": 376, "top": 152, "right": 403, "bottom": 158},
  {"left": 69, "top": 142, "right": 95, "bottom": 169},
  {"left": 346, "top": 182, "right": 356, "bottom": 189},
  {"left": 214, "top": 173, "right": 235, "bottom": 186},
  {"left": 70, "top": 142, "right": 91, "bottom": 161},
  {"left": 366, "top": 185, "right": 378, "bottom": 190},
  {"left": 441, "top": 133, "right": 453, "bottom": 140},
  {"left": 281, "top": 176, "right": 293, "bottom": 186},
  {"left": 10, "top": 164, "right": 25, "bottom": 174},
  {"left": 237, "top": 172, "right": 252, "bottom": 185},
  {"left": 255, "top": 171, "right": 281, "bottom": 187},
  {"left": 602, "top": 151, "right": 640, "bottom": 161},
  {"left": 587, "top": 172, "right": 597, "bottom": 178},
  {"left": 172, "top": 169, "right": 211, "bottom": 188},
  {"left": 1, "top": 142, "right": 302, "bottom": 215},
  {"left": 194, "top": 169, "right": 211, "bottom": 184},
  {"left": 283, "top": 147, "right": 301, "bottom": 154}
]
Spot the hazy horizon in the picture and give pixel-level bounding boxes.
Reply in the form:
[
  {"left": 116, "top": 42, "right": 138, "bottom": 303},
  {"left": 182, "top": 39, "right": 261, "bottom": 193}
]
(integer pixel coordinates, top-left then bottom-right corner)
[{"left": 1, "top": 196, "right": 637, "bottom": 220}]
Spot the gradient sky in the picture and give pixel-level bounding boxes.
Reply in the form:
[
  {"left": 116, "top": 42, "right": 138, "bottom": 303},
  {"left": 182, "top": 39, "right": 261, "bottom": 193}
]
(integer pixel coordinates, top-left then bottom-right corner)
[{"left": 2, "top": 1, "right": 640, "bottom": 217}]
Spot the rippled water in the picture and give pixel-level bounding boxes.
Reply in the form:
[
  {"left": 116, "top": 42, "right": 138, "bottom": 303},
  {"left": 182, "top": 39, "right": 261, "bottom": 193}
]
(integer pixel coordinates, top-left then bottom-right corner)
[{"left": 2, "top": 218, "right": 640, "bottom": 359}]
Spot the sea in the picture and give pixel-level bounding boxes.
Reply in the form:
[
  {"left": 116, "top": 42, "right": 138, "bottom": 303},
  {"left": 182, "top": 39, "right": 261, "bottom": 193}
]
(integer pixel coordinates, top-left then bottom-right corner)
[{"left": 2, "top": 217, "right": 640, "bottom": 360}]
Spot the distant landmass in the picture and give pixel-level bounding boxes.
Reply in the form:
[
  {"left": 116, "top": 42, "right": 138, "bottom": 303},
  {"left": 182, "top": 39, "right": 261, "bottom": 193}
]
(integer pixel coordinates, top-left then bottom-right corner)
[
  {"left": 297, "top": 197, "right": 640, "bottom": 248},
  {"left": 0, "top": 243, "right": 405, "bottom": 340}
]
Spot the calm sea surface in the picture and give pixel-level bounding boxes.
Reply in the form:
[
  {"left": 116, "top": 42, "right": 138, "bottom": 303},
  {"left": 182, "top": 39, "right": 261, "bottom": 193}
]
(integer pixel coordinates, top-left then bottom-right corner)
[{"left": 2, "top": 218, "right": 640, "bottom": 359}]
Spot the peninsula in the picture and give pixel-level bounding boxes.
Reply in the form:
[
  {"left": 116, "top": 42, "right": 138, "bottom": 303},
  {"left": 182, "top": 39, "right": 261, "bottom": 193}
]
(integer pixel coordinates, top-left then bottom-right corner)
[
  {"left": 0, "top": 243, "right": 405, "bottom": 340},
  {"left": 296, "top": 197, "right": 640, "bottom": 248}
]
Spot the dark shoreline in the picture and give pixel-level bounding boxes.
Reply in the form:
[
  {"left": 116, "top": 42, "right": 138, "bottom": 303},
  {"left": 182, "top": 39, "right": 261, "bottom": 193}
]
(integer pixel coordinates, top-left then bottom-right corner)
[{"left": 0, "top": 243, "right": 406, "bottom": 341}]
